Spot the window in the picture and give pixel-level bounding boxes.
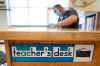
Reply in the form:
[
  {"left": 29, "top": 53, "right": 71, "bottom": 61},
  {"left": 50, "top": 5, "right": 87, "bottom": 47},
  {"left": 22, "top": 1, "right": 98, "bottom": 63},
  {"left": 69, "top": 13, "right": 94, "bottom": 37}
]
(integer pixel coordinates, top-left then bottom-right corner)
[{"left": 7, "top": 0, "right": 69, "bottom": 26}]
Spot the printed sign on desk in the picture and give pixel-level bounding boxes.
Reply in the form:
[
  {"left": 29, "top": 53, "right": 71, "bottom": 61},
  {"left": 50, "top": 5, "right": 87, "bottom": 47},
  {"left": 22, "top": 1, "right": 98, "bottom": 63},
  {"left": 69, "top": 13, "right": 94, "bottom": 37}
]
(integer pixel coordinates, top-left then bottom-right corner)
[
  {"left": 11, "top": 43, "right": 94, "bottom": 62},
  {"left": 74, "top": 45, "right": 94, "bottom": 62},
  {"left": 0, "top": 44, "right": 7, "bottom": 66},
  {"left": 11, "top": 44, "right": 74, "bottom": 62}
]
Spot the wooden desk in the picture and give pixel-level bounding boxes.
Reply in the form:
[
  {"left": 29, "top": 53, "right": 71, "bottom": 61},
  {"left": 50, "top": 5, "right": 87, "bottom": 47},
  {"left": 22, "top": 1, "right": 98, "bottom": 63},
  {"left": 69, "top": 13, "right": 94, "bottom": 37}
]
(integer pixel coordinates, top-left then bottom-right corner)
[{"left": 0, "top": 27, "right": 100, "bottom": 66}]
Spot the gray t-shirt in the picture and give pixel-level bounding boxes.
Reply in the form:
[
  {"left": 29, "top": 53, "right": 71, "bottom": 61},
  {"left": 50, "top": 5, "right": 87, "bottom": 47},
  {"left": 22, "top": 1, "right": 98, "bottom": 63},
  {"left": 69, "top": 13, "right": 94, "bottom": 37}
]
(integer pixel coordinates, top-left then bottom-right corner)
[{"left": 58, "top": 8, "right": 79, "bottom": 28}]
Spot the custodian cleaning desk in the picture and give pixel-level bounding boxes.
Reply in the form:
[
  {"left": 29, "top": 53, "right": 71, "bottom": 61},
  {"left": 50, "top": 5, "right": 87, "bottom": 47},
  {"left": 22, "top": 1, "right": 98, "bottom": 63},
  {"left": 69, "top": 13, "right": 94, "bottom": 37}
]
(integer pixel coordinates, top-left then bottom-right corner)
[{"left": 0, "top": 27, "right": 100, "bottom": 66}]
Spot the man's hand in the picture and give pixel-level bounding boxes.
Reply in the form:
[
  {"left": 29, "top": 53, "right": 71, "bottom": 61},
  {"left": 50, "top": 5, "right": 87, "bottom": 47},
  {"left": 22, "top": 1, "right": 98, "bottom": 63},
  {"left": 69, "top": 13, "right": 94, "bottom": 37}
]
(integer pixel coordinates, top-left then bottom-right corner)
[{"left": 57, "top": 15, "right": 78, "bottom": 27}]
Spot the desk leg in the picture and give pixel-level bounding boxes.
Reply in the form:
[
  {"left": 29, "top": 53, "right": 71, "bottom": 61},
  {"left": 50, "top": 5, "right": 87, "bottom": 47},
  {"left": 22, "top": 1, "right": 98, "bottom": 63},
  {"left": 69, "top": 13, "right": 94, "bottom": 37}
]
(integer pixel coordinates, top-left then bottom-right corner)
[{"left": 5, "top": 40, "right": 11, "bottom": 66}]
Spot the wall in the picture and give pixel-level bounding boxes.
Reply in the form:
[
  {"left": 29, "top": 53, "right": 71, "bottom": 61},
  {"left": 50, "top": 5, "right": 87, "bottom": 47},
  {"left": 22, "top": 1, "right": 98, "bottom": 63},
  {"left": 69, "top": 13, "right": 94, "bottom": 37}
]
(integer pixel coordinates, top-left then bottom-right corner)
[
  {"left": 0, "top": 0, "right": 8, "bottom": 27},
  {"left": 0, "top": 10, "right": 8, "bottom": 27},
  {"left": 84, "top": 0, "right": 100, "bottom": 11},
  {"left": 92, "top": 0, "right": 100, "bottom": 11}
]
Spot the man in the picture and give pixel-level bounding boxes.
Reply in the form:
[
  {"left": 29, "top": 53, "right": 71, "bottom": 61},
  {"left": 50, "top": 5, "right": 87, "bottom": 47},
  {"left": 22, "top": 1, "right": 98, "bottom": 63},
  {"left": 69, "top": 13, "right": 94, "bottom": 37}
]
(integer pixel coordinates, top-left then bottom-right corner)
[{"left": 53, "top": 4, "right": 79, "bottom": 28}]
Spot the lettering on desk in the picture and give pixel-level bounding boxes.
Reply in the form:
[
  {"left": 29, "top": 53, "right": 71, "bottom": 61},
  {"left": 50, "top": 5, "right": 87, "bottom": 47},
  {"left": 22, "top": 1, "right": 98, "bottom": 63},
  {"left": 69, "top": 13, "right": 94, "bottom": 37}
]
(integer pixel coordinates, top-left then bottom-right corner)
[
  {"left": 12, "top": 47, "right": 73, "bottom": 57},
  {"left": 11, "top": 44, "right": 94, "bottom": 62}
]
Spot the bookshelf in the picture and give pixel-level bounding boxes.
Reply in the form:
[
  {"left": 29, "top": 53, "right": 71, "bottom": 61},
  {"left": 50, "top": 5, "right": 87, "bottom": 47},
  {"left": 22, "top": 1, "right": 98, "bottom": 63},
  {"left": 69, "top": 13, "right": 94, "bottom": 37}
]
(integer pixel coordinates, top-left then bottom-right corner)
[{"left": 85, "top": 11, "right": 100, "bottom": 30}]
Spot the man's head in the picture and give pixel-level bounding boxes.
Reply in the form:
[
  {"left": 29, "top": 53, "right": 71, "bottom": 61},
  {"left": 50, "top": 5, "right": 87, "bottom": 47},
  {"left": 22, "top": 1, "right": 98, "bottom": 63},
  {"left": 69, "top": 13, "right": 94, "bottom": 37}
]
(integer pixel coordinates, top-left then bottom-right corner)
[{"left": 53, "top": 4, "right": 65, "bottom": 16}]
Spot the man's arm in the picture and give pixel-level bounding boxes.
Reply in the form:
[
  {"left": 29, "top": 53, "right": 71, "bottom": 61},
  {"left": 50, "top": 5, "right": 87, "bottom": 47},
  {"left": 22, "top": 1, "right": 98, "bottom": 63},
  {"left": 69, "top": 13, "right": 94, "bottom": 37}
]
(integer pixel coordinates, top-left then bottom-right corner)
[{"left": 58, "top": 15, "right": 78, "bottom": 27}]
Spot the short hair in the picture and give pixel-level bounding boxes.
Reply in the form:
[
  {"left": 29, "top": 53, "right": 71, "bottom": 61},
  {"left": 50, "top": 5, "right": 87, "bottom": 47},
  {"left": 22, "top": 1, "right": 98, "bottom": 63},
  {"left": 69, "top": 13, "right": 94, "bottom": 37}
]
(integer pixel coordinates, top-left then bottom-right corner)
[{"left": 53, "top": 4, "right": 62, "bottom": 8}]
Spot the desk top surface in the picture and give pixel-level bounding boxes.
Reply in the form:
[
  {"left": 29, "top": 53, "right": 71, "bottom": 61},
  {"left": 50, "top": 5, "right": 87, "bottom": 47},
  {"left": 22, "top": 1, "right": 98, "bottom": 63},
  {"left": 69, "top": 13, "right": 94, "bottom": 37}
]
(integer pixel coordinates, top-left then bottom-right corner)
[
  {"left": 0, "top": 27, "right": 100, "bottom": 41},
  {"left": 0, "top": 27, "right": 100, "bottom": 32}
]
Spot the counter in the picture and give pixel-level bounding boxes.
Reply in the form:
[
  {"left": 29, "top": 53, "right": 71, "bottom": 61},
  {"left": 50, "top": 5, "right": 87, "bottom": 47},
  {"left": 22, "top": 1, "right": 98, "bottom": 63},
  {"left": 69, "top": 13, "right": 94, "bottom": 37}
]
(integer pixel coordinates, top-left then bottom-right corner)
[{"left": 0, "top": 27, "right": 100, "bottom": 66}]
